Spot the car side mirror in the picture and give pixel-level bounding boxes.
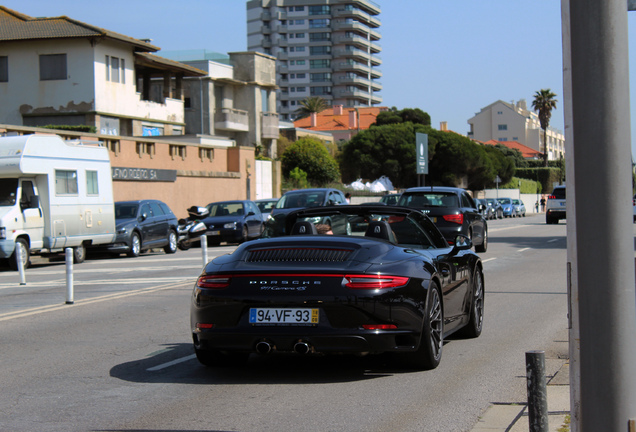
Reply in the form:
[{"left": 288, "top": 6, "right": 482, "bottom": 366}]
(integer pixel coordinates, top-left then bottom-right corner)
[
  {"left": 29, "top": 195, "right": 40, "bottom": 208},
  {"left": 139, "top": 213, "right": 147, "bottom": 221},
  {"left": 450, "top": 234, "right": 472, "bottom": 255}
]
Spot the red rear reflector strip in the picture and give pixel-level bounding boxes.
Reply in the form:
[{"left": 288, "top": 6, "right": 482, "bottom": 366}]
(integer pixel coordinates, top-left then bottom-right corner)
[
  {"left": 197, "top": 323, "right": 214, "bottom": 329},
  {"left": 363, "top": 324, "right": 398, "bottom": 330},
  {"left": 197, "top": 275, "right": 231, "bottom": 289},
  {"left": 344, "top": 275, "right": 409, "bottom": 289},
  {"left": 442, "top": 214, "right": 463, "bottom": 224}
]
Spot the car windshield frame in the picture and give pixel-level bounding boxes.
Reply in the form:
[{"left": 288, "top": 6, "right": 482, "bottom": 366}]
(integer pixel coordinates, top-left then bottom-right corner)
[
  {"left": 276, "top": 191, "right": 327, "bottom": 209},
  {"left": 206, "top": 202, "right": 245, "bottom": 217}
]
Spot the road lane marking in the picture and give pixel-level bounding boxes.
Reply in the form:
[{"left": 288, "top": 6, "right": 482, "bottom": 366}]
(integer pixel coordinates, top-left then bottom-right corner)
[
  {"left": 0, "top": 280, "right": 192, "bottom": 322},
  {"left": 147, "top": 354, "right": 197, "bottom": 371},
  {"left": 548, "top": 238, "right": 560, "bottom": 242},
  {"left": 0, "top": 276, "right": 195, "bottom": 290},
  {"left": 482, "top": 258, "right": 497, "bottom": 263},
  {"left": 518, "top": 248, "right": 530, "bottom": 252}
]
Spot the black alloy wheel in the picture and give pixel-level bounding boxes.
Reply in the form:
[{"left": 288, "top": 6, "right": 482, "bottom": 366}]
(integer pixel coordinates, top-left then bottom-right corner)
[
  {"left": 459, "top": 268, "right": 484, "bottom": 338},
  {"left": 475, "top": 228, "right": 488, "bottom": 253},
  {"left": 240, "top": 225, "right": 249, "bottom": 243},
  {"left": 401, "top": 284, "right": 443, "bottom": 370}
]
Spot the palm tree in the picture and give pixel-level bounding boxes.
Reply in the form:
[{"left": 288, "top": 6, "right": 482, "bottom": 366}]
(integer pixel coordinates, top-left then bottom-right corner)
[
  {"left": 531, "top": 89, "right": 558, "bottom": 167},
  {"left": 294, "top": 96, "right": 329, "bottom": 120}
]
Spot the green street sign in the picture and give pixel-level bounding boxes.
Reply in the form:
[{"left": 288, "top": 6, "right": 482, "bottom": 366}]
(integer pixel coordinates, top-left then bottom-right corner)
[{"left": 416, "top": 132, "right": 428, "bottom": 174}]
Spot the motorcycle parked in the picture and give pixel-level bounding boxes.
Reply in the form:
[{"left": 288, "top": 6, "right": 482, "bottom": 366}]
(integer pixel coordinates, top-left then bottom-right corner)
[{"left": 177, "top": 206, "right": 209, "bottom": 250}]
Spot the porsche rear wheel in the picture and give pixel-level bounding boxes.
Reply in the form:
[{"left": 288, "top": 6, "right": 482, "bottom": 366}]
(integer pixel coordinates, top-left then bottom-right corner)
[
  {"left": 402, "top": 284, "right": 443, "bottom": 370},
  {"left": 194, "top": 347, "right": 249, "bottom": 367},
  {"left": 459, "top": 267, "right": 484, "bottom": 338}
]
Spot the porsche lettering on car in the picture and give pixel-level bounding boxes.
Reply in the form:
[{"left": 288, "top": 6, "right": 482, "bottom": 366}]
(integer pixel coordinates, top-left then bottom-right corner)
[{"left": 191, "top": 205, "right": 485, "bottom": 370}]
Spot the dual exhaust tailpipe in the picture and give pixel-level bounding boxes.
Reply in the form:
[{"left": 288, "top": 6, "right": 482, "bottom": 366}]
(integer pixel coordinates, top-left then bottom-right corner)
[{"left": 254, "top": 340, "right": 313, "bottom": 355}]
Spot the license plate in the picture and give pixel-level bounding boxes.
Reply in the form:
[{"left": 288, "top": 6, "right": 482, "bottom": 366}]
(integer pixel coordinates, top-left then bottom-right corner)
[
  {"left": 209, "top": 230, "right": 220, "bottom": 236},
  {"left": 249, "top": 308, "right": 319, "bottom": 325}
]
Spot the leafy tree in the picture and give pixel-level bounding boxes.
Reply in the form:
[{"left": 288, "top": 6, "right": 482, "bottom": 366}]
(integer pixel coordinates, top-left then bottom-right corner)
[
  {"left": 294, "top": 96, "right": 329, "bottom": 120},
  {"left": 531, "top": 89, "right": 558, "bottom": 167},
  {"left": 280, "top": 137, "right": 340, "bottom": 186},
  {"left": 375, "top": 107, "right": 431, "bottom": 126},
  {"left": 340, "top": 122, "right": 428, "bottom": 187}
]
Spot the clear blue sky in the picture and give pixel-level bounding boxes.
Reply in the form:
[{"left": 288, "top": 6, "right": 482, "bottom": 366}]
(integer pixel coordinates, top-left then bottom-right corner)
[{"left": 4, "top": 0, "right": 636, "bottom": 155}]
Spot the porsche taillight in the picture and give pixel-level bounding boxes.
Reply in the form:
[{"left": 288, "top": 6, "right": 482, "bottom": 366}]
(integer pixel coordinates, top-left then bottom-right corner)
[
  {"left": 443, "top": 214, "right": 464, "bottom": 224},
  {"left": 344, "top": 275, "right": 409, "bottom": 289},
  {"left": 197, "top": 275, "right": 231, "bottom": 289},
  {"left": 362, "top": 324, "right": 398, "bottom": 330}
]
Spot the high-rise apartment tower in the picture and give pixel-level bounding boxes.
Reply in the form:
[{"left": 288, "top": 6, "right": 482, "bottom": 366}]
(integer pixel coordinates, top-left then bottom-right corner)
[{"left": 247, "top": 0, "right": 382, "bottom": 121}]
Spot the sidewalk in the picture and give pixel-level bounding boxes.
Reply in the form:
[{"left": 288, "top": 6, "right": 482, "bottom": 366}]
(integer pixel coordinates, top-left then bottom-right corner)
[{"left": 470, "top": 361, "right": 571, "bottom": 431}]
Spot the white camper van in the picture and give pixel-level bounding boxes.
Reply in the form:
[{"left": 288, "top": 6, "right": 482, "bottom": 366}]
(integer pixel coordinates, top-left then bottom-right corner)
[{"left": 0, "top": 134, "right": 116, "bottom": 269}]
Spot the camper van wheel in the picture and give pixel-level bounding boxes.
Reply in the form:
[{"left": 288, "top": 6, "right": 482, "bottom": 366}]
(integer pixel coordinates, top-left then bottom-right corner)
[
  {"left": 127, "top": 233, "right": 141, "bottom": 257},
  {"left": 73, "top": 244, "right": 86, "bottom": 264},
  {"left": 9, "top": 238, "right": 30, "bottom": 271}
]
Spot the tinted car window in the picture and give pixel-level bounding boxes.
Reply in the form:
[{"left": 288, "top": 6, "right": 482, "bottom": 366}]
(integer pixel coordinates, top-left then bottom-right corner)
[
  {"left": 115, "top": 203, "right": 138, "bottom": 219},
  {"left": 149, "top": 202, "right": 164, "bottom": 216},
  {"left": 159, "top": 202, "right": 174, "bottom": 216},
  {"left": 551, "top": 187, "right": 566, "bottom": 199},
  {"left": 140, "top": 203, "right": 152, "bottom": 217},
  {"left": 461, "top": 193, "right": 475, "bottom": 208}
]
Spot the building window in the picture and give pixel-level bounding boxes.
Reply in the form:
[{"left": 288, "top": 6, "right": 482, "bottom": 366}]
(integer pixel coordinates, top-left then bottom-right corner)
[
  {"left": 498, "top": 124, "right": 507, "bottom": 131},
  {"left": 169, "top": 145, "right": 187, "bottom": 160},
  {"left": 310, "top": 32, "right": 330, "bottom": 42},
  {"left": 310, "top": 59, "right": 331, "bottom": 68},
  {"left": 106, "top": 56, "right": 125, "bottom": 83},
  {"left": 40, "top": 54, "right": 67, "bottom": 81},
  {"left": 296, "top": 73, "right": 306, "bottom": 79},
  {"left": 311, "top": 73, "right": 331, "bottom": 82},
  {"left": 296, "top": 60, "right": 306, "bottom": 65},
  {"left": 294, "top": 19, "right": 305, "bottom": 25},
  {"left": 86, "top": 170, "right": 99, "bottom": 195},
  {"left": 0, "top": 56, "right": 7, "bottom": 82},
  {"left": 498, "top": 137, "right": 507, "bottom": 142},
  {"left": 55, "top": 170, "right": 78, "bottom": 195},
  {"left": 294, "top": 6, "right": 304, "bottom": 11},
  {"left": 295, "top": 33, "right": 305, "bottom": 38},
  {"left": 309, "top": 5, "right": 330, "bottom": 15},
  {"left": 497, "top": 111, "right": 503, "bottom": 115},
  {"left": 310, "top": 46, "right": 331, "bottom": 55},
  {"left": 512, "top": 137, "right": 519, "bottom": 141},
  {"left": 309, "top": 19, "right": 330, "bottom": 28},
  {"left": 311, "top": 86, "right": 331, "bottom": 96}
]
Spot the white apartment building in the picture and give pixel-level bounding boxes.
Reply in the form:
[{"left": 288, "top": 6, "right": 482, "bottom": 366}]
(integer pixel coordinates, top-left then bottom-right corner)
[
  {"left": 246, "top": 0, "right": 382, "bottom": 121},
  {"left": 0, "top": 6, "right": 206, "bottom": 137},
  {"left": 467, "top": 99, "right": 565, "bottom": 161},
  {"left": 158, "top": 50, "right": 280, "bottom": 158}
]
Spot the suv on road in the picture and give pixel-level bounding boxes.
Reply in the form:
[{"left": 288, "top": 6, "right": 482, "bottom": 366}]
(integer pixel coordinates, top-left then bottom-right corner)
[
  {"left": 546, "top": 185, "right": 566, "bottom": 224},
  {"left": 397, "top": 186, "right": 488, "bottom": 252}
]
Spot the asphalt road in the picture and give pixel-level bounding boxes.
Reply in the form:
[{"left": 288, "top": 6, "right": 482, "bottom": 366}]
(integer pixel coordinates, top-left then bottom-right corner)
[{"left": 0, "top": 213, "right": 574, "bottom": 432}]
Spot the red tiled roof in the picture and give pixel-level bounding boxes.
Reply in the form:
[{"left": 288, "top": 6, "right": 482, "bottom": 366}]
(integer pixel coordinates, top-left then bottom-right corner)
[
  {"left": 294, "top": 106, "right": 388, "bottom": 131},
  {"left": 483, "top": 139, "right": 543, "bottom": 159},
  {"left": 0, "top": 6, "right": 159, "bottom": 51}
]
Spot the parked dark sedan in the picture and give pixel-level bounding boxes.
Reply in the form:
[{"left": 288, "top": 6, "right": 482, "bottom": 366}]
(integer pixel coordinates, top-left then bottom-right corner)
[
  {"left": 107, "top": 200, "right": 179, "bottom": 257},
  {"left": 396, "top": 187, "right": 488, "bottom": 252},
  {"left": 265, "top": 188, "right": 348, "bottom": 236},
  {"left": 199, "top": 200, "right": 263, "bottom": 245},
  {"left": 486, "top": 198, "right": 504, "bottom": 219},
  {"left": 191, "top": 205, "right": 484, "bottom": 370}
]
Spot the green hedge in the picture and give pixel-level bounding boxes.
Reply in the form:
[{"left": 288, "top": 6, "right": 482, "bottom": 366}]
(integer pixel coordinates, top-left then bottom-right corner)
[
  {"left": 41, "top": 125, "right": 97, "bottom": 133},
  {"left": 514, "top": 167, "right": 563, "bottom": 193}
]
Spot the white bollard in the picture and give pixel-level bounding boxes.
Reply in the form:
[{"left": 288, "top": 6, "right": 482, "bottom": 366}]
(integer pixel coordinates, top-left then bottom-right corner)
[
  {"left": 200, "top": 235, "right": 208, "bottom": 268},
  {"left": 16, "top": 242, "right": 26, "bottom": 285},
  {"left": 65, "top": 248, "right": 74, "bottom": 305}
]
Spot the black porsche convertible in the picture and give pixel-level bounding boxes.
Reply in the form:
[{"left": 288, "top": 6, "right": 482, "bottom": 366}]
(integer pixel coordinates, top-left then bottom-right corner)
[{"left": 190, "top": 205, "right": 484, "bottom": 370}]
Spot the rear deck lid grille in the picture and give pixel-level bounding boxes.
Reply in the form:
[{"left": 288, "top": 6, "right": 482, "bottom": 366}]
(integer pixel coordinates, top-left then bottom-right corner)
[{"left": 246, "top": 247, "right": 353, "bottom": 262}]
